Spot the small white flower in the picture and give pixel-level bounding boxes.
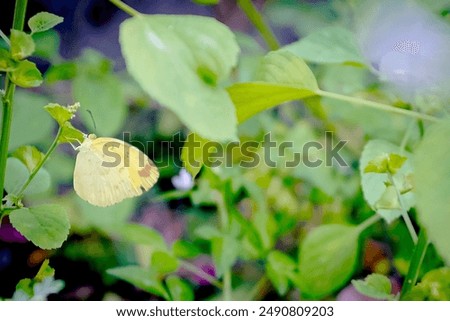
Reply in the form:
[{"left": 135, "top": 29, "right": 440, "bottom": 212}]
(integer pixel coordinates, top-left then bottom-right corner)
[{"left": 171, "top": 168, "right": 194, "bottom": 191}]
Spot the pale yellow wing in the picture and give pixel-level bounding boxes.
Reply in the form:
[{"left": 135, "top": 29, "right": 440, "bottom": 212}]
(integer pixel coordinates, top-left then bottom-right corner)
[{"left": 74, "top": 136, "right": 159, "bottom": 207}]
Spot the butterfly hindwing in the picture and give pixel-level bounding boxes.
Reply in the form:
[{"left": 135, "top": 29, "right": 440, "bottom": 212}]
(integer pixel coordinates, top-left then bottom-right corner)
[{"left": 74, "top": 136, "right": 159, "bottom": 207}]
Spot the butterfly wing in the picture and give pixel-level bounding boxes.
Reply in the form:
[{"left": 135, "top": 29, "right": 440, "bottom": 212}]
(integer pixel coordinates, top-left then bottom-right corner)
[{"left": 74, "top": 137, "right": 159, "bottom": 207}]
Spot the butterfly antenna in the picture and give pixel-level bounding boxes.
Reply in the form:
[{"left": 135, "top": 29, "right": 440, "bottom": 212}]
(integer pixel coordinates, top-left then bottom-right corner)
[{"left": 86, "top": 109, "right": 97, "bottom": 131}]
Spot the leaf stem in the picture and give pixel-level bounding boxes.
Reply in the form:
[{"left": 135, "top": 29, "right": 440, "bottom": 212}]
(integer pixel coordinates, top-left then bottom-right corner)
[
  {"left": 400, "top": 229, "right": 429, "bottom": 299},
  {"left": 237, "top": 0, "right": 280, "bottom": 51},
  {"left": 16, "top": 127, "right": 62, "bottom": 199},
  {"left": 0, "top": 29, "right": 10, "bottom": 46},
  {"left": 387, "top": 174, "right": 418, "bottom": 244},
  {"left": 109, "top": 0, "right": 140, "bottom": 17},
  {"left": 179, "top": 259, "right": 223, "bottom": 289},
  {"left": 317, "top": 90, "right": 440, "bottom": 123},
  {"left": 0, "top": 0, "right": 28, "bottom": 209},
  {"left": 357, "top": 213, "right": 382, "bottom": 234}
]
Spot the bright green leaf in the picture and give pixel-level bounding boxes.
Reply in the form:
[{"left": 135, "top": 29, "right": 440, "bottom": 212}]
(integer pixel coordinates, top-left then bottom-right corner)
[
  {"left": 360, "top": 140, "right": 414, "bottom": 223},
  {"left": 352, "top": 273, "right": 395, "bottom": 300},
  {"left": 266, "top": 251, "right": 297, "bottom": 296},
  {"left": 284, "top": 26, "right": 365, "bottom": 64},
  {"left": 0, "top": 48, "right": 17, "bottom": 71},
  {"left": 151, "top": 251, "right": 179, "bottom": 274},
  {"left": 10, "top": 30, "right": 35, "bottom": 60},
  {"left": 28, "top": 12, "right": 64, "bottom": 34},
  {"left": 228, "top": 51, "right": 318, "bottom": 123},
  {"left": 258, "top": 51, "right": 319, "bottom": 89},
  {"left": 119, "top": 15, "right": 239, "bottom": 141},
  {"left": 10, "top": 60, "right": 43, "bottom": 88},
  {"left": 415, "top": 121, "right": 450, "bottom": 265},
  {"left": 5, "top": 157, "right": 50, "bottom": 196},
  {"left": 172, "top": 240, "right": 201, "bottom": 259},
  {"left": 12, "top": 145, "right": 44, "bottom": 172},
  {"left": 403, "top": 267, "right": 450, "bottom": 301},
  {"left": 181, "top": 132, "right": 210, "bottom": 177},
  {"left": 9, "top": 204, "right": 70, "bottom": 249},
  {"left": 59, "top": 122, "right": 84, "bottom": 144},
  {"left": 211, "top": 234, "right": 240, "bottom": 277},
  {"left": 166, "top": 275, "right": 194, "bottom": 301},
  {"left": 107, "top": 265, "right": 169, "bottom": 299},
  {"left": 44, "top": 103, "right": 73, "bottom": 126},
  {"left": 296, "top": 224, "right": 360, "bottom": 299},
  {"left": 72, "top": 70, "right": 127, "bottom": 136}
]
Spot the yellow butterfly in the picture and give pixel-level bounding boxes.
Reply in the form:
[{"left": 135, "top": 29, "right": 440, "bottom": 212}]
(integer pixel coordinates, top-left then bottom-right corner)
[{"left": 74, "top": 134, "right": 159, "bottom": 207}]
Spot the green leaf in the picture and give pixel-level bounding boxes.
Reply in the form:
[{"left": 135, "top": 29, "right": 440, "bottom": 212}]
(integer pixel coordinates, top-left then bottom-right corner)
[
  {"left": 107, "top": 265, "right": 169, "bottom": 299},
  {"left": 360, "top": 140, "right": 414, "bottom": 223},
  {"left": 28, "top": 12, "right": 64, "bottom": 34},
  {"left": 0, "top": 48, "right": 17, "bottom": 71},
  {"left": 284, "top": 26, "right": 365, "bottom": 64},
  {"left": 72, "top": 70, "right": 127, "bottom": 136},
  {"left": 181, "top": 132, "right": 210, "bottom": 177},
  {"left": 352, "top": 273, "right": 395, "bottom": 300},
  {"left": 59, "top": 122, "right": 84, "bottom": 144},
  {"left": 211, "top": 234, "right": 240, "bottom": 277},
  {"left": 119, "top": 15, "right": 239, "bottom": 141},
  {"left": 12, "top": 145, "right": 44, "bottom": 172},
  {"left": 10, "top": 60, "right": 43, "bottom": 88},
  {"left": 227, "top": 51, "right": 318, "bottom": 123},
  {"left": 76, "top": 197, "right": 136, "bottom": 233},
  {"left": 10, "top": 30, "right": 35, "bottom": 60},
  {"left": 45, "top": 62, "right": 77, "bottom": 83},
  {"left": 375, "top": 185, "right": 401, "bottom": 210},
  {"left": 44, "top": 103, "right": 74, "bottom": 126},
  {"left": 151, "top": 251, "right": 179, "bottom": 274},
  {"left": 403, "top": 267, "right": 450, "bottom": 301},
  {"left": 9, "top": 204, "right": 70, "bottom": 249},
  {"left": 266, "top": 251, "right": 297, "bottom": 296},
  {"left": 166, "top": 275, "right": 194, "bottom": 301},
  {"left": 172, "top": 240, "right": 201, "bottom": 259},
  {"left": 415, "top": 121, "right": 450, "bottom": 265},
  {"left": 114, "top": 223, "right": 168, "bottom": 251},
  {"left": 4, "top": 157, "right": 50, "bottom": 196},
  {"left": 3, "top": 91, "right": 53, "bottom": 151},
  {"left": 192, "top": 0, "right": 219, "bottom": 5},
  {"left": 194, "top": 225, "right": 222, "bottom": 240},
  {"left": 296, "top": 224, "right": 360, "bottom": 299},
  {"left": 32, "top": 29, "right": 60, "bottom": 60}
]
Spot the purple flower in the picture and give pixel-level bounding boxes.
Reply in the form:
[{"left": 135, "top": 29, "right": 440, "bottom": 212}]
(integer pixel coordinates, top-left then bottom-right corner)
[{"left": 356, "top": 0, "right": 450, "bottom": 109}]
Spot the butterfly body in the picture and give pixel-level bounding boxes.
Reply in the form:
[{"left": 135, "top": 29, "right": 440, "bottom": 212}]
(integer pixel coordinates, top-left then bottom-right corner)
[{"left": 74, "top": 134, "right": 159, "bottom": 207}]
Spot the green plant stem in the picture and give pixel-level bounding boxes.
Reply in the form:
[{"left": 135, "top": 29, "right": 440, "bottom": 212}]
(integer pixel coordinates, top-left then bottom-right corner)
[
  {"left": 0, "top": 0, "right": 28, "bottom": 209},
  {"left": 357, "top": 213, "right": 382, "bottom": 234},
  {"left": 317, "top": 90, "right": 440, "bottom": 123},
  {"left": 400, "top": 229, "right": 429, "bottom": 299},
  {"left": 16, "top": 127, "right": 62, "bottom": 199},
  {"left": 109, "top": 0, "right": 140, "bottom": 17},
  {"left": 180, "top": 260, "right": 222, "bottom": 289},
  {"left": 216, "top": 181, "right": 233, "bottom": 301},
  {"left": 387, "top": 174, "right": 418, "bottom": 244},
  {"left": 237, "top": 0, "right": 280, "bottom": 51}
]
